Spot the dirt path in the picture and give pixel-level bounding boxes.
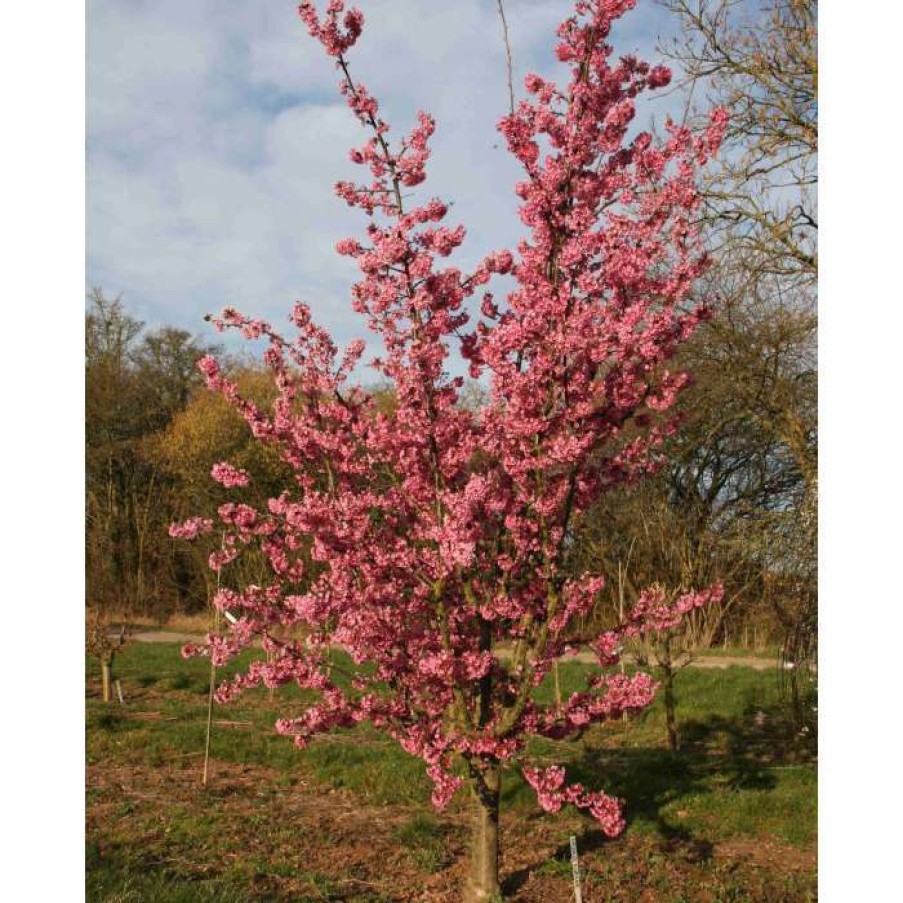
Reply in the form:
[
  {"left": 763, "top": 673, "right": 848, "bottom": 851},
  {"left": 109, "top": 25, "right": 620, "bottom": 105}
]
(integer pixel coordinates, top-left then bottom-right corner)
[
  {"left": 126, "top": 629, "right": 780, "bottom": 671},
  {"left": 129, "top": 630, "right": 204, "bottom": 645}
]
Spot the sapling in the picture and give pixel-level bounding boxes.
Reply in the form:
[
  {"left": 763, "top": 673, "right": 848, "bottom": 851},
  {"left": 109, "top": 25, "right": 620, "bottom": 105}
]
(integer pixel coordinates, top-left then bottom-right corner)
[
  {"left": 629, "top": 582, "right": 728, "bottom": 750},
  {"left": 86, "top": 608, "right": 129, "bottom": 704}
]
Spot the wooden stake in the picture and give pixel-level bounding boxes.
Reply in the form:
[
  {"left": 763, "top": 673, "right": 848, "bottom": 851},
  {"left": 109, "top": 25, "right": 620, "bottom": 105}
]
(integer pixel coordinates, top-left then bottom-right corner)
[
  {"left": 101, "top": 660, "right": 112, "bottom": 703},
  {"left": 202, "top": 533, "right": 224, "bottom": 788},
  {"left": 570, "top": 836, "right": 583, "bottom": 903},
  {"left": 202, "top": 653, "right": 216, "bottom": 787}
]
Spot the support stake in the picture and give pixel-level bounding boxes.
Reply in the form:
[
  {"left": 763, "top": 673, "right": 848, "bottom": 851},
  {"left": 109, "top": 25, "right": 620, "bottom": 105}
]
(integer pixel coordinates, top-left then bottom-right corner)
[{"left": 570, "top": 835, "right": 583, "bottom": 903}]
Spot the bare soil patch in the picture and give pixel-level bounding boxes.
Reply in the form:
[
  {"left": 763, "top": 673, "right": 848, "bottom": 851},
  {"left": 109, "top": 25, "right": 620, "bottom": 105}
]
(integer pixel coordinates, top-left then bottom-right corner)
[{"left": 87, "top": 755, "right": 814, "bottom": 902}]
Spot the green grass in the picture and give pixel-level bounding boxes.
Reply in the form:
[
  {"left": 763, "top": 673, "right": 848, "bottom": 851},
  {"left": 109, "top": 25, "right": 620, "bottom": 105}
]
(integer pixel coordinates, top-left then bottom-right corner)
[
  {"left": 86, "top": 859, "right": 354, "bottom": 903},
  {"left": 304, "top": 734, "right": 432, "bottom": 805},
  {"left": 502, "top": 662, "right": 816, "bottom": 847},
  {"left": 87, "top": 642, "right": 815, "bottom": 901},
  {"left": 88, "top": 644, "right": 814, "bottom": 837},
  {"left": 87, "top": 869, "right": 251, "bottom": 903},
  {"left": 393, "top": 813, "right": 453, "bottom": 872}
]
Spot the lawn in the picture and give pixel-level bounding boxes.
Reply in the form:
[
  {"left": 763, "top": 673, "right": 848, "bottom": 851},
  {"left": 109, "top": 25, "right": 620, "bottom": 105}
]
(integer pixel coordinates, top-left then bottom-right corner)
[{"left": 86, "top": 642, "right": 816, "bottom": 902}]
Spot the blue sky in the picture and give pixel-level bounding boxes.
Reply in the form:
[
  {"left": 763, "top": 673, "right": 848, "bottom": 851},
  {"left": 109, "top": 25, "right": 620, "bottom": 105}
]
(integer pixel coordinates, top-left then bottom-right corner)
[{"left": 87, "top": 0, "right": 684, "bottom": 357}]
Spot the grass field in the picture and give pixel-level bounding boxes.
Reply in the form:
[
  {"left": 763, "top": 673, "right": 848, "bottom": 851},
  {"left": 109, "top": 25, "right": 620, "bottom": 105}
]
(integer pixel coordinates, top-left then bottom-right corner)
[{"left": 86, "top": 642, "right": 816, "bottom": 902}]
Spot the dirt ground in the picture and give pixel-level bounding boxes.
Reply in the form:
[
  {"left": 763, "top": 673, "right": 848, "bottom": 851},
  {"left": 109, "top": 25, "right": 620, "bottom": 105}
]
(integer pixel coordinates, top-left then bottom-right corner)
[{"left": 87, "top": 754, "right": 815, "bottom": 902}]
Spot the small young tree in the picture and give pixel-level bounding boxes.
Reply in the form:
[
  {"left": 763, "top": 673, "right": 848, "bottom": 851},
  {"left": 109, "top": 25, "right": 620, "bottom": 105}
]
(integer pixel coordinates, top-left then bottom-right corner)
[
  {"left": 86, "top": 608, "right": 129, "bottom": 704},
  {"left": 171, "top": 2, "right": 726, "bottom": 897},
  {"left": 629, "top": 584, "right": 728, "bottom": 751}
]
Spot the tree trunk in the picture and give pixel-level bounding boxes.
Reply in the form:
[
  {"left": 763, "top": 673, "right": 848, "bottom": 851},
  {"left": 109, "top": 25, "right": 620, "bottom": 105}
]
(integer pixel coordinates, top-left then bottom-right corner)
[
  {"left": 464, "top": 764, "right": 501, "bottom": 902},
  {"left": 662, "top": 662, "right": 679, "bottom": 752},
  {"left": 101, "top": 660, "right": 112, "bottom": 703}
]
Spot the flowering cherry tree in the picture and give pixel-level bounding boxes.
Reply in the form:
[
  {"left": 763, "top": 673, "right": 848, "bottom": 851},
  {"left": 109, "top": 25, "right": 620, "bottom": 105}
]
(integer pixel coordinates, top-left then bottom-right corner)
[{"left": 171, "top": 1, "right": 727, "bottom": 898}]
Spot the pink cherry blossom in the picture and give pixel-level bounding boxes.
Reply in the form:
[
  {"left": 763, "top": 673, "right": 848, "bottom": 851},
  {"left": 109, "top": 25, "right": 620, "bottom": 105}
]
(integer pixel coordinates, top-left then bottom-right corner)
[
  {"left": 211, "top": 462, "right": 250, "bottom": 488},
  {"left": 168, "top": 516, "right": 214, "bottom": 539}
]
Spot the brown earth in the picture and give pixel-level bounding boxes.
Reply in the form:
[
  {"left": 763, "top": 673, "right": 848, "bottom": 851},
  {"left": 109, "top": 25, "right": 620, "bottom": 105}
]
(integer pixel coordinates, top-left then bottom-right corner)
[{"left": 87, "top": 755, "right": 815, "bottom": 902}]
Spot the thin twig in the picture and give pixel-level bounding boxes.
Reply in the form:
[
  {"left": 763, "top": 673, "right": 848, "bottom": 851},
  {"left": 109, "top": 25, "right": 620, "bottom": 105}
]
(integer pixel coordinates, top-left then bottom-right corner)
[
  {"left": 202, "top": 532, "right": 225, "bottom": 787},
  {"left": 496, "top": 0, "right": 515, "bottom": 116},
  {"left": 679, "top": 65, "right": 699, "bottom": 131}
]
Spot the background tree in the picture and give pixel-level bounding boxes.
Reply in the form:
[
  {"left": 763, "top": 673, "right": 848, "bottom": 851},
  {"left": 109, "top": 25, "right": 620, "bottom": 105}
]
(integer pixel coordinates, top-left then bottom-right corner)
[
  {"left": 658, "top": 0, "right": 817, "bottom": 712},
  {"left": 662, "top": 0, "right": 816, "bottom": 290},
  {"left": 151, "top": 367, "right": 295, "bottom": 613},
  {"left": 657, "top": 0, "right": 816, "bottom": 496},
  {"left": 85, "top": 289, "right": 221, "bottom": 620},
  {"left": 85, "top": 608, "right": 130, "bottom": 703},
  {"left": 86, "top": 290, "right": 145, "bottom": 614}
]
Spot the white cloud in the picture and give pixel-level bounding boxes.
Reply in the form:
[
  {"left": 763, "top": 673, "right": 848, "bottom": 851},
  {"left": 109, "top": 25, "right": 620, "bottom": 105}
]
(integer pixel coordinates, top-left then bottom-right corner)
[{"left": 87, "top": 0, "right": 688, "bottom": 355}]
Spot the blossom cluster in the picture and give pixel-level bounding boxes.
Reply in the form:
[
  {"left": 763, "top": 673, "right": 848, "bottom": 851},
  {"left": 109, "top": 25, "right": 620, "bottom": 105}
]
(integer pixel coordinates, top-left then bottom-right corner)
[
  {"left": 523, "top": 765, "right": 624, "bottom": 837},
  {"left": 210, "top": 462, "right": 250, "bottom": 488}
]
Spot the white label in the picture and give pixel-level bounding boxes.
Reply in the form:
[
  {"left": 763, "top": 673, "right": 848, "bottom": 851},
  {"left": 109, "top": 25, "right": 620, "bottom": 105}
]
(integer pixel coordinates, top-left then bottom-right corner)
[{"left": 570, "top": 835, "right": 582, "bottom": 903}]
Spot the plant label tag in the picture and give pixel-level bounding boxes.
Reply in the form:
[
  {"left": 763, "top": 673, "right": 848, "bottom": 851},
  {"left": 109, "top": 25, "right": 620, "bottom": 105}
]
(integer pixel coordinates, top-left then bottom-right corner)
[{"left": 570, "top": 835, "right": 582, "bottom": 903}]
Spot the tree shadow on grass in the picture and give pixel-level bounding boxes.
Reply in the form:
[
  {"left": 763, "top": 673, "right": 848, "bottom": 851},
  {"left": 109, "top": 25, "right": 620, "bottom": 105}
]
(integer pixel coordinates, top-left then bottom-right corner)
[{"left": 502, "top": 701, "right": 807, "bottom": 896}]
